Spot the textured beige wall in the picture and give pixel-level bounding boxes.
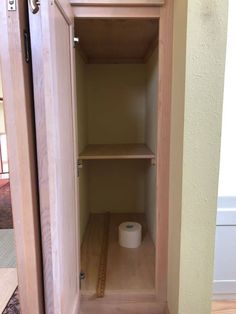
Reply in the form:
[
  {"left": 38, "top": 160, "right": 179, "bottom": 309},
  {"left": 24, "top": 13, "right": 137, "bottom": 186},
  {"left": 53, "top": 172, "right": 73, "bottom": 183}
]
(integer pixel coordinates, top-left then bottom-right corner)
[{"left": 168, "top": 1, "right": 228, "bottom": 313}]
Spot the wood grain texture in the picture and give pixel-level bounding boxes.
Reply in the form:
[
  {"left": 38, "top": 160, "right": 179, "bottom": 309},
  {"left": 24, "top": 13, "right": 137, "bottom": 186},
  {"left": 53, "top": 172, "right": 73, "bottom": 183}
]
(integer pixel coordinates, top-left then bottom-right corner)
[
  {"left": 81, "top": 214, "right": 106, "bottom": 294},
  {"left": 81, "top": 213, "right": 155, "bottom": 298},
  {"left": 106, "top": 213, "right": 155, "bottom": 293},
  {"left": 71, "top": 0, "right": 165, "bottom": 6},
  {"left": 155, "top": 0, "right": 173, "bottom": 301},
  {"left": 28, "top": 1, "right": 79, "bottom": 313},
  {"left": 73, "top": 6, "right": 161, "bottom": 18},
  {"left": 0, "top": 268, "right": 18, "bottom": 313},
  {"left": 0, "top": 1, "right": 44, "bottom": 313},
  {"left": 79, "top": 144, "right": 155, "bottom": 160},
  {"left": 80, "top": 300, "right": 165, "bottom": 314},
  {"left": 75, "top": 19, "right": 158, "bottom": 64},
  {"left": 96, "top": 212, "right": 110, "bottom": 297},
  {"left": 212, "top": 301, "right": 236, "bottom": 314}
]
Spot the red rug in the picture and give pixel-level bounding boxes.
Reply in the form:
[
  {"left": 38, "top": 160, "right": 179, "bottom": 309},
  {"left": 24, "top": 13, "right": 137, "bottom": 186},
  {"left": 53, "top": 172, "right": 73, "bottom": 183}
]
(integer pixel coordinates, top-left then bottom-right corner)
[{"left": 0, "top": 180, "right": 13, "bottom": 229}]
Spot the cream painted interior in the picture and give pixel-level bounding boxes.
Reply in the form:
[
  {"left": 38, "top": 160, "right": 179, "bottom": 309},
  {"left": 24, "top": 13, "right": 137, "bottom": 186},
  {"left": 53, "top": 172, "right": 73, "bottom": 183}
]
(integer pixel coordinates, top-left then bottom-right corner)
[
  {"left": 76, "top": 19, "right": 158, "bottom": 245},
  {"left": 86, "top": 64, "right": 146, "bottom": 144}
]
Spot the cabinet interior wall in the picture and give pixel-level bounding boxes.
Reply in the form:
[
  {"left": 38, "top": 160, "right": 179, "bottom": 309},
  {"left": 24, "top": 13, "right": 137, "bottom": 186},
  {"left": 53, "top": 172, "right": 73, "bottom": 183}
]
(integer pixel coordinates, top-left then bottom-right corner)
[{"left": 76, "top": 21, "right": 158, "bottom": 244}]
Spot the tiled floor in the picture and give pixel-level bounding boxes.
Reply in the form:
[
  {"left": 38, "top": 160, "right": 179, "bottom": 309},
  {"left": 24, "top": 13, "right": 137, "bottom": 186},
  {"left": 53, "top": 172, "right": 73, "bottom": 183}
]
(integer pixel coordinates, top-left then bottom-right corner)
[{"left": 0, "top": 229, "right": 16, "bottom": 268}]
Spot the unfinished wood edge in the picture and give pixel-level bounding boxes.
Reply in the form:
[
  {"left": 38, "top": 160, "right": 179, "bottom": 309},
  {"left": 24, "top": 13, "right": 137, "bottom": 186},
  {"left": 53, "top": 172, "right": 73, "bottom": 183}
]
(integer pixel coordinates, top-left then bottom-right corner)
[
  {"left": 73, "top": 6, "right": 161, "bottom": 18},
  {"left": 70, "top": 21, "right": 81, "bottom": 306},
  {"left": 155, "top": 0, "right": 174, "bottom": 302},
  {"left": 79, "top": 155, "right": 155, "bottom": 160},
  {"left": 70, "top": 0, "right": 165, "bottom": 7},
  {"left": 79, "top": 144, "right": 155, "bottom": 160}
]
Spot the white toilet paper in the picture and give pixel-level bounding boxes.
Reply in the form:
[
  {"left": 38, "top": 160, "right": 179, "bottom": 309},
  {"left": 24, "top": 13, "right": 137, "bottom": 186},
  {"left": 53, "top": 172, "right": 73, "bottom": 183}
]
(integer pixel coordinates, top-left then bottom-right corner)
[{"left": 119, "top": 221, "right": 142, "bottom": 248}]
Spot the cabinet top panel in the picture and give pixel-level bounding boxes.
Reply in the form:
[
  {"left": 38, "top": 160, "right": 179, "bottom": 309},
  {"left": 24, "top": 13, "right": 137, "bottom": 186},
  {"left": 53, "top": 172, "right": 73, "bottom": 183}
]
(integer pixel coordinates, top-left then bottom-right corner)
[
  {"left": 71, "top": 0, "right": 165, "bottom": 6},
  {"left": 74, "top": 18, "right": 159, "bottom": 64}
]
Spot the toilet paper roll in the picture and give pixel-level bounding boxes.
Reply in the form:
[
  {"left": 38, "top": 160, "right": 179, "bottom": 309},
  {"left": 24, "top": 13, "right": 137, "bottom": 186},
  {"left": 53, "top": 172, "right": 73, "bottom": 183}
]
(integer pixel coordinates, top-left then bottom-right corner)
[{"left": 119, "top": 222, "right": 142, "bottom": 249}]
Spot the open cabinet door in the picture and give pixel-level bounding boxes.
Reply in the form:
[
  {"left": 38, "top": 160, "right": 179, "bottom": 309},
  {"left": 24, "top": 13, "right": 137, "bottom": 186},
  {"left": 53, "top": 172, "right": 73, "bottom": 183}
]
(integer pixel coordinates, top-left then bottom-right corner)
[
  {"left": 28, "top": 1, "right": 79, "bottom": 314},
  {"left": 0, "top": 1, "right": 44, "bottom": 313}
]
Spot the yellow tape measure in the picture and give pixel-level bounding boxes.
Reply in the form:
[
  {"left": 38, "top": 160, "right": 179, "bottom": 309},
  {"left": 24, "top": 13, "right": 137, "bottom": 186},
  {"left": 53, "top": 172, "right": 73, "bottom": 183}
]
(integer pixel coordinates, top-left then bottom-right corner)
[{"left": 96, "top": 212, "right": 110, "bottom": 298}]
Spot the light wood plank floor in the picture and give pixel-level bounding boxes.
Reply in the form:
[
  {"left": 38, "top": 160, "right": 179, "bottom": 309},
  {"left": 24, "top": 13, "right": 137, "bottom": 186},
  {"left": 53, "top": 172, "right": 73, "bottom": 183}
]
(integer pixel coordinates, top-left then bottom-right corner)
[
  {"left": 81, "top": 213, "right": 155, "bottom": 298},
  {"left": 0, "top": 268, "right": 18, "bottom": 313},
  {"left": 212, "top": 301, "right": 236, "bottom": 314}
]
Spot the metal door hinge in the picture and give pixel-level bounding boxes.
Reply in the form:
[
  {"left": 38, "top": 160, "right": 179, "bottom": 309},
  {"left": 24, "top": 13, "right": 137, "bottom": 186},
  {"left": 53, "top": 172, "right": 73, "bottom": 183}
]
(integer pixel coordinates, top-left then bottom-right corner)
[
  {"left": 29, "top": 0, "right": 40, "bottom": 14},
  {"left": 80, "top": 271, "right": 85, "bottom": 288},
  {"left": 8, "top": 0, "right": 16, "bottom": 11},
  {"left": 73, "top": 27, "right": 79, "bottom": 48},
  {"left": 23, "top": 30, "right": 31, "bottom": 63},
  {"left": 77, "top": 159, "right": 83, "bottom": 177},
  {"left": 73, "top": 37, "right": 79, "bottom": 48}
]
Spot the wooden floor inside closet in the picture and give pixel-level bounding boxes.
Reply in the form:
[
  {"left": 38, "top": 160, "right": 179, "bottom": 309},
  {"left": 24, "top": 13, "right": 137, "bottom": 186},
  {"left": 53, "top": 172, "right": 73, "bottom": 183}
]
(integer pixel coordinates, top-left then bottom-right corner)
[{"left": 81, "top": 213, "right": 155, "bottom": 299}]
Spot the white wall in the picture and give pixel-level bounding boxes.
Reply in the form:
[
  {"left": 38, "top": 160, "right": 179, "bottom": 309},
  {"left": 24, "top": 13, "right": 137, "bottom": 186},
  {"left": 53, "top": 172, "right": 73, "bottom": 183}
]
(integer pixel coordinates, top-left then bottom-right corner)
[
  {"left": 218, "top": 0, "right": 236, "bottom": 202},
  {"left": 213, "top": 0, "right": 236, "bottom": 299}
]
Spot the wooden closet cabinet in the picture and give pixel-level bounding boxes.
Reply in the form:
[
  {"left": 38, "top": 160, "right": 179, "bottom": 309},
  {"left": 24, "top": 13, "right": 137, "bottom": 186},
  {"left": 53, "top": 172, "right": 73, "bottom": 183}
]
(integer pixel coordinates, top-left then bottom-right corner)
[
  {"left": 29, "top": 1, "right": 173, "bottom": 313},
  {"left": 1, "top": 1, "right": 173, "bottom": 313}
]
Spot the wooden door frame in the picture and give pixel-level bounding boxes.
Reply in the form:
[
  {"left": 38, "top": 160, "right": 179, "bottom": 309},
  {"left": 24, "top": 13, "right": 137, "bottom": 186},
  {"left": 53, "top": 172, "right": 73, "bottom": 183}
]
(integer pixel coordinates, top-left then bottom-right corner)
[
  {"left": 28, "top": 1, "right": 80, "bottom": 313},
  {"left": 72, "top": 0, "right": 173, "bottom": 304},
  {"left": 0, "top": 1, "right": 44, "bottom": 313}
]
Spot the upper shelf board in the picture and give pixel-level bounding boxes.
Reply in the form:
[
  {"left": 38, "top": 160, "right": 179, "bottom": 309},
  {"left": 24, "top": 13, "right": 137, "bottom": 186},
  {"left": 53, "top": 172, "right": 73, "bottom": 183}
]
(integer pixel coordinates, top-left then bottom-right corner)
[
  {"left": 74, "top": 18, "right": 159, "bottom": 64},
  {"left": 79, "top": 144, "right": 155, "bottom": 160},
  {"left": 71, "top": 0, "right": 165, "bottom": 6}
]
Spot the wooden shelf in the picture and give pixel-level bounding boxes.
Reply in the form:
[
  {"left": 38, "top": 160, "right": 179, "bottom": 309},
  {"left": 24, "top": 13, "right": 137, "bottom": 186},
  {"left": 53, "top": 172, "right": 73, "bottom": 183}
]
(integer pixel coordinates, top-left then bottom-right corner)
[
  {"left": 71, "top": 0, "right": 165, "bottom": 7},
  {"left": 79, "top": 144, "right": 155, "bottom": 160}
]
